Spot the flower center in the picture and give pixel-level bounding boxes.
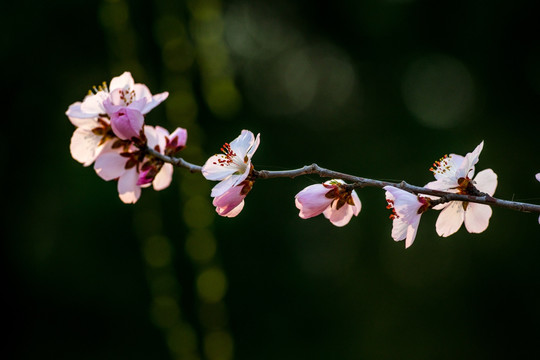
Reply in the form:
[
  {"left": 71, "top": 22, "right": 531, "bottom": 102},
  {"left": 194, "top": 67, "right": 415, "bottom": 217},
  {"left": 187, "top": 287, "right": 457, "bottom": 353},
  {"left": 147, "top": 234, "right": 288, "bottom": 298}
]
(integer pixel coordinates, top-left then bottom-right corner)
[
  {"left": 212, "top": 142, "right": 247, "bottom": 171},
  {"left": 325, "top": 182, "right": 356, "bottom": 210},
  {"left": 118, "top": 88, "right": 136, "bottom": 106}
]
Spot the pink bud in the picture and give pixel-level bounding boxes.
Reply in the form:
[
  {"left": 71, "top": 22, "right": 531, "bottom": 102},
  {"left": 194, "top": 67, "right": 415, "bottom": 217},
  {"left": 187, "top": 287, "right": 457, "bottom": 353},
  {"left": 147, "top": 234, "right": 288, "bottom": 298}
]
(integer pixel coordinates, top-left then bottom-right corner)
[
  {"left": 109, "top": 107, "right": 144, "bottom": 140},
  {"left": 166, "top": 127, "right": 188, "bottom": 153}
]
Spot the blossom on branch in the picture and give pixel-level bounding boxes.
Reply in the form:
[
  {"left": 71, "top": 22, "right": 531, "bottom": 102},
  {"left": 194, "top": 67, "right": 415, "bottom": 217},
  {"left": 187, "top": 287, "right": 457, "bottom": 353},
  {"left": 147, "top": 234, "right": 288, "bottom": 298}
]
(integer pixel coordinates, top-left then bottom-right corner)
[
  {"left": 212, "top": 180, "right": 254, "bottom": 217},
  {"left": 202, "top": 129, "right": 260, "bottom": 198},
  {"left": 66, "top": 72, "right": 168, "bottom": 165},
  {"left": 94, "top": 126, "right": 185, "bottom": 204},
  {"left": 384, "top": 186, "right": 430, "bottom": 248},
  {"left": 426, "top": 141, "right": 498, "bottom": 237},
  {"left": 295, "top": 179, "right": 361, "bottom": 227}
]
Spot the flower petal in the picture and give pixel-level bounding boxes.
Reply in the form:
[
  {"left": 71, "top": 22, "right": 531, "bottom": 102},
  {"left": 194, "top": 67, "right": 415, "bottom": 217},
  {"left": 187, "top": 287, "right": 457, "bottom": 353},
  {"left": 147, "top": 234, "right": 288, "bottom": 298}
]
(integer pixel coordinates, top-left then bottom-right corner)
[
  {"left": 435, "top": 201, "right": 465, "bottom": 237},
  {"left": 323, "top": 200, "right": 355, "bottom": 227},
  {"left": 117, "top": 167, "right": 141, "bottom": 204},
  {"left": 142, "top": 91, "right": 169, "bottom": 114},
  {"left": 153, "top": 163, "right": 173, "bottom": 191},
  {"left": 473, "top": 169, "right": 497, "bottom": 196},
  {"left": 295, "top": 184, "right": 334, "bottom": 219},
  {"left": 70, "top": 127, "right": 105, "bottom": 166},
  {"left": 213, "top": 185, "right": 247, "bottom": 217},
  {"left": 229, "top": 130, "right": 255, "bottom": 159},
  {"left": 464, "top": 203, "right": 492, "bottom": 233},
  {"left": 80, "top": 92, "right": 108, "bottom": 115},
  {"left": 405, "top": 216, "right": 421, "bottom": 248},
  {"left": 210, "top": 176, "right": 243, "bottom": 197},
  {"left": 218, "top": 200, "right": 245, "bottom": 218},
  {"left": 109, "top": 72, "right": 134, "bottom": 92},
  {"left": 94, "top": 151, "right": 128, "bottom": 181},
  {"left": 350, "top": 190, "right": 362, "bottom": 216},
  {"left": 202, "top": 155, "right": 243, "bottom": 181}
]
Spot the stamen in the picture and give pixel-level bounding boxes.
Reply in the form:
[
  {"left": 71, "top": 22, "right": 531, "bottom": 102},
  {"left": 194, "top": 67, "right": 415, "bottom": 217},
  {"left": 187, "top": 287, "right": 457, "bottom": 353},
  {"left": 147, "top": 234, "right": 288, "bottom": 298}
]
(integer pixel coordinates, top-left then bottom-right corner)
[
  {"left": 212, "top": 143, "right": 239, "bottom": 167},
  {"left": 430, "top": 154, "right": 453, "bottom": 174},
  {"left": 386, "top": 199, "right": 399, "bottom": 219}
]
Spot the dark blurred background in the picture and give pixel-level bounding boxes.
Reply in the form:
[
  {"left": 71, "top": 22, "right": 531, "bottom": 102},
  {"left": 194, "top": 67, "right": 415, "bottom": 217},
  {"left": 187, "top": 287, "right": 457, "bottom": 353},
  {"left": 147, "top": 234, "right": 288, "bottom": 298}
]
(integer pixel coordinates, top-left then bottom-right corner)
[{"left": 4, "top": 0, "right": 540, "bottom": 359}]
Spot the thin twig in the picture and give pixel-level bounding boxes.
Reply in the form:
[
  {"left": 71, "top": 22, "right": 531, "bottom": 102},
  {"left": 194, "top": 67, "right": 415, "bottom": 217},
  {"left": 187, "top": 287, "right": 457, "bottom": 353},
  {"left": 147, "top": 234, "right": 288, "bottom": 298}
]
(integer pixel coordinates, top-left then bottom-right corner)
[{"left": 143, "top": 151, "right": 540, "bottom": 214}]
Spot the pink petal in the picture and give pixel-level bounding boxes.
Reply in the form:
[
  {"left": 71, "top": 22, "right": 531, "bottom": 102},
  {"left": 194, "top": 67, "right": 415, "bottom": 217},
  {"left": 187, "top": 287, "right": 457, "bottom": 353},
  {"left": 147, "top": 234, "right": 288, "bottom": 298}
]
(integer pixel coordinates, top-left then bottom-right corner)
[
  {"left": 218, "top": 200, "right": 245, "bottom": 218},
  {"left": 70, "top": 127, "right": 104, "bottom": 166},
  {"left": 323, "top": 201, "right": 355, "bottom": 227},
  {"left": 110, "top": 107, "right": 145, "bottom": 140},
  {"left": 153, "top": 163, "right": 173, "bottom": 191},
  {"left": 464, "top": 203, "right": 492, "bottom": 233},
  {"left": 213, "top": 185, "right": 247, "bottom": 217},
  {"left": 117, "top": 167, "right": 141, "bottom": 204},
  {"left": 473, "top": 169, "right": 497, "bottom": 196},
  {"left": 94, "top": 151, "right": 128, "bottom": 181},
  {"left": 295, "top": 184, "right": 334, "bottom": 219},
  {"left": 435, "top": 201, "right": 465, "bottom": 237},
  {"left": 167, "top": 127, "right": 188, "bottom": 151},
  {"left": 536, "top": 173, "right": 540, "bottom": 182},
  {"left": 405, "top": 216, "right": 421, "bottom": 248}
]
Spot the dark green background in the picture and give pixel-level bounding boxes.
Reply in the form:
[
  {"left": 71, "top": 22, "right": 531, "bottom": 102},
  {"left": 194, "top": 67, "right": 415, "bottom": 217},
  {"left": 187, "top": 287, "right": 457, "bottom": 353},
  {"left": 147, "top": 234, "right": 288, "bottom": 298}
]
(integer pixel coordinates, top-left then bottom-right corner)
[{"left": 5, "top": 0, "right": 540, "bottom": 359}]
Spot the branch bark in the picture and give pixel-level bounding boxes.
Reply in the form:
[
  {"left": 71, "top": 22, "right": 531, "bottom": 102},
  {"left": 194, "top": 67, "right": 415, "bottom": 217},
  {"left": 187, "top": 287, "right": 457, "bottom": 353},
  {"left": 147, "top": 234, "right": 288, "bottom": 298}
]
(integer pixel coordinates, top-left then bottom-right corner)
[{"left": 144, "top": 148, "right": 540, "bottom": 214}]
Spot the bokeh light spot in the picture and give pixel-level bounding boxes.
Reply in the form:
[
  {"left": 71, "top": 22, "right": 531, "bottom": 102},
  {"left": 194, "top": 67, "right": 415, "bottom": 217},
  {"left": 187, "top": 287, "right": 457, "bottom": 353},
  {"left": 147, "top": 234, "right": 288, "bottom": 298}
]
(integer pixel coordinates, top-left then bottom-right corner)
[
  {"left": 183, "top": 196, "right": 214, "bottom": 229},
  {"left": 402, "top": 54, "right": 475, "bottom": 128},
  {"left": 185, "top": 229, "right": 217, "bottom": 263},
  {"left": 151, "top": 295, "right": 180, "bottom": 329},
  {"left": 197, "top": 267, "right": 227, "bottom": 303},
  {"left": 143, "top": 235, "right": 172, "bottom": 268},
  {"left": 203, "top": 330, "right": 234, "bottom": 360}
]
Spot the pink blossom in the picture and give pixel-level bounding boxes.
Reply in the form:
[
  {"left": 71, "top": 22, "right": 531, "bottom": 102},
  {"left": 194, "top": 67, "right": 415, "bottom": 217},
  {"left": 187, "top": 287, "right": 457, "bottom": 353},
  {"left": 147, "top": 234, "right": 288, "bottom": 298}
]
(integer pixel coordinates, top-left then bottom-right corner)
[
  {"left": 212, "top": 181, "right": 253, "bottom": 217},
  {"left": 202, "top": 130, "right": 260, "bottom": 198},
  {"left": 104, "top": 102, "right": 145, "bottom": 140},
  {"left": 426, "top": 142, "right": 498, "bottom": 237},
  {"left": 384, "top": 186, "right": 430, "bottom": 248},
  {"left": 295, "top": 179, "right": 361, "bottom": 227},
  {"left": 93, "top": 125, "right": 183, "bottom": 204}
]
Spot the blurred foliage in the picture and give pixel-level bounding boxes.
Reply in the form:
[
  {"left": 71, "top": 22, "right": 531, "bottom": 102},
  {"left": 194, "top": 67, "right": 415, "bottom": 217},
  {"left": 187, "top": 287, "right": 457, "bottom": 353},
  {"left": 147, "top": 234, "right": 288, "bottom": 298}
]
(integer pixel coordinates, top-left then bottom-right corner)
[{"left": 4, "top": 0, "right": 540, "bottom": 359}]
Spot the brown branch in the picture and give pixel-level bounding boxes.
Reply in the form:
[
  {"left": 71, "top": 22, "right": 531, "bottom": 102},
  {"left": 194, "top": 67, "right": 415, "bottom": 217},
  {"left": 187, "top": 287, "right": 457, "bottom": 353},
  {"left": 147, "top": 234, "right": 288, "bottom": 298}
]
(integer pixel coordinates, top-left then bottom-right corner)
[{"left": 143, "top": 151, "right": 540, "bottom": 214}]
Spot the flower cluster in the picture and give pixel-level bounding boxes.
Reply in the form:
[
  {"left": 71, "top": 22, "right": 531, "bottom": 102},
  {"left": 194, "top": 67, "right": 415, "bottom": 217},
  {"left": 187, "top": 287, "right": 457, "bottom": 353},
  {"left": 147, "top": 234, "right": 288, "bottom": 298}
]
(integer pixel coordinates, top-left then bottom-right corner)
[{"left": 66, "top": 72, "right": 187, "bottom": 203}]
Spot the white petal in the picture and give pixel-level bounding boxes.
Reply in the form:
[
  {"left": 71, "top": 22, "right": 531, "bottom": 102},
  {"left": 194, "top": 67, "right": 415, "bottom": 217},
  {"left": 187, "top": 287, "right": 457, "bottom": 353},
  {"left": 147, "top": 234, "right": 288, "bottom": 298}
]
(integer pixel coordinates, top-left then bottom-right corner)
[
  {"left": 246, "top": 133, "right": 261, "bottom": 159},
  {"left": 464, "top": 203, "right": 492, "bottom": 233},
  {"left": 202, "top": 155, "right": 243, "bottom": 181},
  {"left": 144, "top": 125, "right": 159, "bottom": 149},
  {"left": 350, "top": 190, "right": 362, "bottom": 216},
  {"left": 80, "top": 92, "right": 107, "bottom": 115},
  {"left": 142, "top": 91, "right": 169, "bottom": 114},
  {"left": 210, "top": 176, "right": 243, "bottom": 197},
  {"left": 110, "top": 72, "right": 134, "bottom": 91},
  {"left": 94, "top": 151, "right": 127, "bottom": 181},
  {"left": 70, "top": 127, "right": 104, "bottom": 166},
  {"left": 473, "top": 169, "right": 498, "bottom": 196},
  {"left": 405, "top": 216, "right": 421, "bottom": 248},
  {"left": 229, "top": 130, "right": 254, "bottom": 158},
  {"left": 536, "top": 173, "right": 540, "bottom": 182},
  {"left": 435, "top": 201, "right": 465, "bottom": 237},
  {"left": 391, "top": 218, "right": 408, "bottom": 241},
  {"left": 153, "top": 163, "right": 173, "bottom": 191},
  {"left": 118, "top": 167, "right": 141, "bottom": 204}
]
